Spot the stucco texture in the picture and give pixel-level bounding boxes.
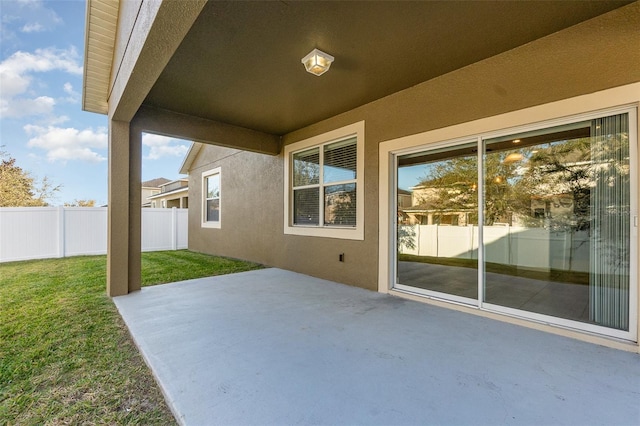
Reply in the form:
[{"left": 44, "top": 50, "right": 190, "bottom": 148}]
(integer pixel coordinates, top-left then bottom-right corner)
[{"left": 188, "top": 3, "right": 640, "bottom": 291}]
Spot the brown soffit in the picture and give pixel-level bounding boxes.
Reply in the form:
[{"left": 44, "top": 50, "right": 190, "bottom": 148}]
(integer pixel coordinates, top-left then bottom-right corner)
[
  {"left": 145, "top": 1, "right": 634, "bottom": 136},
  {"left": 82, "top": 0, "right": 119, "bottom": 114}
]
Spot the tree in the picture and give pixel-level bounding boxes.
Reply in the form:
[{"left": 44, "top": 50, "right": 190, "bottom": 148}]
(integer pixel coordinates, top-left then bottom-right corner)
[
  {"left": 523, "top": 138, "right": 593, "bottom": 231},
  {"left": 415, "top": 150, "right": 536, "bottom": 226},
  {"left": 413, "top": 140, "right": 595, "bottom": 228},
  {"left": 0, "top": 149, "right": 61, "bottom": 207},
  {"left": 64, "top": 199, "right": 96, "bottom": 207}
]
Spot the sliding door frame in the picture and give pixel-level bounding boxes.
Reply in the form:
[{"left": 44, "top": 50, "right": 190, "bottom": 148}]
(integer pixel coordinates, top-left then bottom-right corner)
[
  {"left": 379, "top": 86, "right": 639, "bottom": 343},
  {"left": 393, "top": 137, "right": 481, "bottom": 307}
]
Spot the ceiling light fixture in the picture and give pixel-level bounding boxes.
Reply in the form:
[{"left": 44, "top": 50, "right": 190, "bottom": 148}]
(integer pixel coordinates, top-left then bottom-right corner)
[{"left": 301, "top": 48, "right": 334, "bottom": 76}]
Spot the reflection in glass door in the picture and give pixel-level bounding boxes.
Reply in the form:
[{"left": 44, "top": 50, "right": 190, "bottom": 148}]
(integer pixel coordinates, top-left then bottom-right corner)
[
  {"left": 393, "top": 110, "right": 635, "bottom": 336},
  {"left": 396, "top": 142, "right": 478, "bottom": 301},
  {"left": 483, "top": 113, "right": 632, "bottom": 331}
]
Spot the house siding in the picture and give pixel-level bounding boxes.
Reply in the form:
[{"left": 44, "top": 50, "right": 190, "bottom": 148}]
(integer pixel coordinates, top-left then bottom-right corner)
[{"left": 188, "top": 3, "right": 639, "bottom": 294}]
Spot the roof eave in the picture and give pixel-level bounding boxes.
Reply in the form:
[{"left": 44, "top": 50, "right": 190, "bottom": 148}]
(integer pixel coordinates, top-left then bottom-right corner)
[
  {"left": 148, "top": 187, "right": 189, "bottom": 200},
  {"left": 179, "top": 142, "right": 202, "bottom": 174},
  {"left": 82, "top": 0, "right": 119, "bottom": 115}
]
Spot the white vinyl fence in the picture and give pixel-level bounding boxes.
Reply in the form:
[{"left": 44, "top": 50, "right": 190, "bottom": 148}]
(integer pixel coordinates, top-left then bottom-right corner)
[
  {"left": 399, "top": 224, "right": 590, "bottom": 273},
  {"left": 0, "top": 207, "right": 188, "bottom": 263}
]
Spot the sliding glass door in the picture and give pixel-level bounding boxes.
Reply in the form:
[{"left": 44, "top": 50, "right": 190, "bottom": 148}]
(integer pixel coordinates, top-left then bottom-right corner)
[
  {"left": 395, "top": 109, "right": 635, "bottom": 336},
  {"left": 483, "top": 113, "right": 632, "bottom": 331},
  {"left": 396, "top": 142, "right": 479, "bottom": 302}
]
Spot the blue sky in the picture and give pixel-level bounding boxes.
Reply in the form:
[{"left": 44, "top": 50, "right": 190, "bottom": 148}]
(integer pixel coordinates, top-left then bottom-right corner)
[{"left": 0, "top": 0, "right": 191, "bottom": 206}]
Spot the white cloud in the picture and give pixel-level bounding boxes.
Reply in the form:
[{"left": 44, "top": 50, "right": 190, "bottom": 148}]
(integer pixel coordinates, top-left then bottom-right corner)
[
  {"left": 0, "top": 47, "right": 82, "bottom": 77},
  {"left": 21, "top": 22, "right": 44, "bottom": 33},
  {"left": 0, "top": 47, "right": 82, "bottom": 118},
  {"left": 1, "top": 3, "right": 60, "bottom": 50},
  {"left": 47, "top": 115, "right": 70, "bottom": 125},
  {"left": 0, "top": 61, "right": 31, "bottom": 98},
  {"left": 3, "top": 0, "right": 62, "bottom": 35},
  {"left": 0, "top": 95, "right": 54, "bottom": 117},
  {"left": 142, "top": 134, "right": 190, "bottom": 160},
  {"left": 62, "top": 82, "right": 79, "bottom": 103},
  {"left": 25, "top": 125, "right": 108, "bottom": 163}
]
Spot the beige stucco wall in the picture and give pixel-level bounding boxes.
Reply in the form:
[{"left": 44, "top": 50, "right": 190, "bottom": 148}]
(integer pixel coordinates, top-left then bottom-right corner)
[
  {"left": 189, "top": 143, "right": 376, "bottom": 289},
  {"left": 148, "top": 189, "right": 188, "bottom": 208},
  {"left": 188, "top": 3, "right": 640, "bottom": 292}
]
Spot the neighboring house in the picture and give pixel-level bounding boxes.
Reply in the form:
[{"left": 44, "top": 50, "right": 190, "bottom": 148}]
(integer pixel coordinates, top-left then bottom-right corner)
[
  {"left": 141, "top": 177, "right": 170, "bottom": 207},
  {"left": 402, "top": 185, "right": 476, "bottom": 226},
  {"left": 397, "top": 189, "right": 412, "bottom": 209},
  {"left": 400, "top": 138, "right": 596, "bottom": 228},
  {"left": 82, "top": 1, "right": 640, "bottom": 352},
  {"left": 147, "top": 179, "right": 189, "bottom": 208}
]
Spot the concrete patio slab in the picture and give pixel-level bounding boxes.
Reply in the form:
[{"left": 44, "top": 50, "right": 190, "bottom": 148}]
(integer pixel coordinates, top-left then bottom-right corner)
[{"left": 114, "top": 268, "right": 640, "bottom": 426}]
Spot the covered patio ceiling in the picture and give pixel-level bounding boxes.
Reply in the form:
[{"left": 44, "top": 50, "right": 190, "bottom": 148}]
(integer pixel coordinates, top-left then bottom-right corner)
[{"left": 142, "top": 1, "right": 632, "bottom": 136}]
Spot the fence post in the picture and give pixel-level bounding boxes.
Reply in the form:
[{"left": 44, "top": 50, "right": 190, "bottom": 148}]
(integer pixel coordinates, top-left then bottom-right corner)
[
  {"left": 507, "top": 224, "right": 512, "bottom": 266},
  {"left": 171, "top": 207, "right": 177, "bottom": 251},
  {"left": 57, "top": 206, "right": 65, "bottom": 258},
  {"left": 467, "top": 224, "right": 473, "bottom": 260}
]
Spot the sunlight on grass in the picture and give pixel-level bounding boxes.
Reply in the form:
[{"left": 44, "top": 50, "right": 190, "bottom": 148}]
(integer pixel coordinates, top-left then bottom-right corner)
[
  {"left": 0, "top": 251, "right": 263, "bottom": 424},
  {"left": 141, "top": 250, "right": 263, "bottom": 286}
]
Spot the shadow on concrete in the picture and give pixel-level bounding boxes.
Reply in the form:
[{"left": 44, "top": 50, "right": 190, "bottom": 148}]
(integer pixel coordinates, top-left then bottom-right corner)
[
  {"left": 114, "top": 268, "right": 639, "bottom": 425},
  {"left": 398, "top": 261, "right": 589, "bottom": 323}
]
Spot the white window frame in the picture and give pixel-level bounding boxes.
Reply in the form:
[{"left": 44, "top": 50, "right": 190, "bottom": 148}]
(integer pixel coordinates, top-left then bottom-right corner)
[
  {"left": 379, "top": 83, "right": 640, "bottom": 343},
  {"left": 202, "top": 167, "right": 221, "bottom": 229},
  {"left": 284, "top": 121, "right": 365, "bottom": 240}
]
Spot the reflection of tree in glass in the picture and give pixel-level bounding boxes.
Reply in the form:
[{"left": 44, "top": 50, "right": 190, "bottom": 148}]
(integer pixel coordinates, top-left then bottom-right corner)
[
  {"left": 483, "top": 151, "right": 534, "bottom": 226},
  {"left": 293, "top": 150, "right": 320, "bottom": 187},
  {"left": 414, "top": 156, "right": 477, "bottom": 219},
  {"left": 397, "top": 224, "right": 416, "bottom": 251},
  {"left": 525, "top": 138, "right": 592, "bottom": 231},
  {"left": 415, "top": 152, "right": 535, "bottom": 226},
  {"left": 413, "top": 136, "right": 624, "bottom": 230},
  {"left": 325, "top": 184, "right": 356, "bottom": 226}
]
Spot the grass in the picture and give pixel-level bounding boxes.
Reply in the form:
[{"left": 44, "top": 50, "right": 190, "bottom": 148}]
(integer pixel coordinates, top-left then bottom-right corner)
[
  {"left": 140, "top": 250, "right": 263, "bottom": 285},
  {"left": 0, "top": 250, "right": 263, "bottom": 425},
  {"left": 398, "top": 254, "right": 589, "bottom": 285}
]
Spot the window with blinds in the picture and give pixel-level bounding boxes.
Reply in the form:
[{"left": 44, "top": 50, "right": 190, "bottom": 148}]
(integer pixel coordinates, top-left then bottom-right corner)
[
  {"left": 284, "top": 121, "right": 364, "bottom": 240},
  {"left": 292, "top": 137, "right": 357, "bottom": 227}
]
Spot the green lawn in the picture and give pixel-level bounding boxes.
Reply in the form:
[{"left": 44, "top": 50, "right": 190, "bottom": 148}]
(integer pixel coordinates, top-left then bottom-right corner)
[{"left": 0, "top": 251, "right": 263, "bottom": 425}]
